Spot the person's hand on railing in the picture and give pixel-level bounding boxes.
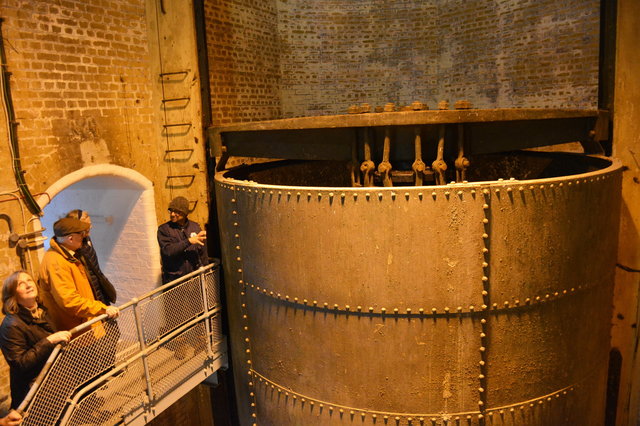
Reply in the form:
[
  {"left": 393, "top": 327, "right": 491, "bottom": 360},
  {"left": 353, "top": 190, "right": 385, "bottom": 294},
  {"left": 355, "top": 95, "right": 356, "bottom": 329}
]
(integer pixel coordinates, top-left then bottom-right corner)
[
  {"left": 105, "top": 306, "right": 119, "bottom": 319},
  {"left": 46, "top": 331, "right": 72, "bottom": 345},
  {"left": 0, "top": 409, "right": 23, "bottom": 426}
]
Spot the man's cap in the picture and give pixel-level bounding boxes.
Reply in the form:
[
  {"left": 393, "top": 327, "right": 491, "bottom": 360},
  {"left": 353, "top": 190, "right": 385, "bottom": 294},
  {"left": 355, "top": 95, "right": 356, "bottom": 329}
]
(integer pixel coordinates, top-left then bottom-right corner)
[
  {"left": 168, "top": 196, "right": 190, "bottom": 216},
  {"left": 53, "top": 218, "right": 90, "bottom": 237}
]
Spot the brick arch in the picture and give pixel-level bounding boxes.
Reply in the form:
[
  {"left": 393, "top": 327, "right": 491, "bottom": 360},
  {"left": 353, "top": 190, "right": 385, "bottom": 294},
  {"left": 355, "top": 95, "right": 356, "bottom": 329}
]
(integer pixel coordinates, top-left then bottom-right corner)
[{"left": 35, "top": 164, "right": 162, "bottom": 302}]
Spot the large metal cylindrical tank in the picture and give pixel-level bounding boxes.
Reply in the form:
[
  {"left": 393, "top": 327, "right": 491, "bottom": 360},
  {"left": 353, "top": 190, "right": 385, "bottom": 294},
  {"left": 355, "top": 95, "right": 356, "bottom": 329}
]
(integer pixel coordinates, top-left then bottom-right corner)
[{"left": 215, "top": 151, "right": 622, "bottom": 425}]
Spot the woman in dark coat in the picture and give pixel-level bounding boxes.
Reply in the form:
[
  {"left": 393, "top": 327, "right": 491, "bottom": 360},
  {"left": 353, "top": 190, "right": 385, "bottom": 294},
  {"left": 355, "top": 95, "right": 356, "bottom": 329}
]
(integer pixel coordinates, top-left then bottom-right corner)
[{"left": 0, "top": 271, "right": 71, "bottom": 409}]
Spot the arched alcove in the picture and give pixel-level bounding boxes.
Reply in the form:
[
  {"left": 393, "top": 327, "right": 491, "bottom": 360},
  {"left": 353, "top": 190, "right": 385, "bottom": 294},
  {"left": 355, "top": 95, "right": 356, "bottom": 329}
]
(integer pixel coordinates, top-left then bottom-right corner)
[{"left": 36, "top": 164, "right": 161, "bottom": 303}]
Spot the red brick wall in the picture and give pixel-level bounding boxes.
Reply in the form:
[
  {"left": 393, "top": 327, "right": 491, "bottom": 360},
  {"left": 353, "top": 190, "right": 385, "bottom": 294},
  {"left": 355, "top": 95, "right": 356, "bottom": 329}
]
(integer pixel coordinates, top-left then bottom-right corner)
[
  {"left": 0, "top": 0, "right": 156, "bottom": 190},
  {"left": 205, "top": 0, "right": 600, "bottom": 121},
  {"left": 204, "top": 0, "right": 281, "bottom": 125},
  {"left": 0, "top": 0, "right": 158, "bottom": 409}
]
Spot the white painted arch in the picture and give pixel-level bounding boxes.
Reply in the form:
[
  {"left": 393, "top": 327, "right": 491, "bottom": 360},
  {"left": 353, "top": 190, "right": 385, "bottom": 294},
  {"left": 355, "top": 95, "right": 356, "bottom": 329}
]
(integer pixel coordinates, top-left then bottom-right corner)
[{"left": 36, "top": 164, "right": 162, "bottom": 303}]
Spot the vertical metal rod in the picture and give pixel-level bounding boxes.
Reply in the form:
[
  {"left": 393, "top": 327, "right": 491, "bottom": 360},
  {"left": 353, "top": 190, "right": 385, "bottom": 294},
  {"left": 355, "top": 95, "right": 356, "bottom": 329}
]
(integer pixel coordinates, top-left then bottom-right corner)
[
  {"left": 132, "top": 299, "right": 154, "bottom": 405},
  {"left": 455, "top": 124, "right": 469, "bottom": 182},
  {"left": 199, "top": 269, "right": 214, "bottom": 357},
  {"left": 412, "top": 126, "right": 426, "bottom": 186},
  {"left": 378, "top": 127, "right": 393, "bottom": 187},
  {"left": 432, "top": 125, "right": 447, "bottom": 185},
  {"left": 350, "top": 132, "right": 361, "bottom": 187},
  {"left": 360, "top": 128, "right": 375, "bottom": 187}
]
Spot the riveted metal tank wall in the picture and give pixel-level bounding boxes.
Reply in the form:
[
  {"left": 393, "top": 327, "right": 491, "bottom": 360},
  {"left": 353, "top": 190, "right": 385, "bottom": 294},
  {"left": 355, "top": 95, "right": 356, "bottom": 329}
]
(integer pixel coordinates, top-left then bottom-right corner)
[{"left": 215, "top": 152, "right": 622, "bottom": 426}]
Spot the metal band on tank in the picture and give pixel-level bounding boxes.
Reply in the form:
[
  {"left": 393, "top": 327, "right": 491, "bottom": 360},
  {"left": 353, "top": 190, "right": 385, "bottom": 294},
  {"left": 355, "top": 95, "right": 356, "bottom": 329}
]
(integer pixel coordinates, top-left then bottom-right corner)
[{"left": 249, "top": 368, "right": 584, "bottom": 425}]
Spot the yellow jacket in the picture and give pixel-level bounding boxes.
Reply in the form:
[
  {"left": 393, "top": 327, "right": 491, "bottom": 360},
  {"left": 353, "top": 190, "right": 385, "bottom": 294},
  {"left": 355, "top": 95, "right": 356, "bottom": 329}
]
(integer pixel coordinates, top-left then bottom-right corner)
[{"left": 39, "top": 238, "right": 108, "bottom": 333}]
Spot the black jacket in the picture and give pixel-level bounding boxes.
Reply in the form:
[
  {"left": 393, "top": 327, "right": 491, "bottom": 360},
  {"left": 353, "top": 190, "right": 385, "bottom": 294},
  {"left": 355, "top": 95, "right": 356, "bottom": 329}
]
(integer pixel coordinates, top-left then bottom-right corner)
[
  {"left": 76, "top": 236, "right": 117, "bottom": 304},
  {"left": 157, "top": 219, "right": 209, "bottom": 284},
  {"left": 0, "top": 305, "right": 56, "bottom": 408}
]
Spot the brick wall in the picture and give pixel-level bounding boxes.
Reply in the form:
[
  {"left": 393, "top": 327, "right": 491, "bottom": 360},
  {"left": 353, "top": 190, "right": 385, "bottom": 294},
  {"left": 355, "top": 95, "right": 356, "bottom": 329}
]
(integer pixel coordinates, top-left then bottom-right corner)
[
  {"left": 0, "top": 0, "right": 160, "bottom": 411},
  {"left": 204, "top": 0, "right": 281, "bottom": 125},
  {"left": 206, "top": 0, "right": 599, "bottom": 121}
]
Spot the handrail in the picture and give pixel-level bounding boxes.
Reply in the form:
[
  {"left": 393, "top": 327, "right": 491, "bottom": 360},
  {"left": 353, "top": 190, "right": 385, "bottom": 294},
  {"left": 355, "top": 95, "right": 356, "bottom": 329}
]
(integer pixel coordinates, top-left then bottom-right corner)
[
  {"left": 70, "top": 261, "right": 220, "bottom": 336},
  {"left": 18, "top": 262, "right": 225, "bottom": 426},
  {"left": 59, "top": 306, "right": 223, "bottom": 425}
]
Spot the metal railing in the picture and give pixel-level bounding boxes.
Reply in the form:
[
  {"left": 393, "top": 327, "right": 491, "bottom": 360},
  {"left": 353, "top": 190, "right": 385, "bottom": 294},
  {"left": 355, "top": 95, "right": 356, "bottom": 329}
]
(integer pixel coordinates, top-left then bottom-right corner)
[{"left": 19, "top": 263, "right": 227, "bottom": 426}]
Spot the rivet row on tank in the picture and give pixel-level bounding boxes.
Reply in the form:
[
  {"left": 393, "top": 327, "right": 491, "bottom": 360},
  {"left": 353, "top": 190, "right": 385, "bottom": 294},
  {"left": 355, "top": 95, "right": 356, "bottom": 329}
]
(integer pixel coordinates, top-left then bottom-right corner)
[{"left": 248, "top": 280, "right": 588, "bottom": 316}]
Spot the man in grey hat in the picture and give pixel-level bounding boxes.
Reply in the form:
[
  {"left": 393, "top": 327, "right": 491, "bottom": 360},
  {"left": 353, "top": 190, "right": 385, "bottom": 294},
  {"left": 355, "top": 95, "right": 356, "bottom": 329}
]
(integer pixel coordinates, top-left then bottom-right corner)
[
  {"left": 39, "top": 218, "right": 119, "bottom": 332},
  {"left": 157, "top": 196, "right": 208, "bottom": 284}
]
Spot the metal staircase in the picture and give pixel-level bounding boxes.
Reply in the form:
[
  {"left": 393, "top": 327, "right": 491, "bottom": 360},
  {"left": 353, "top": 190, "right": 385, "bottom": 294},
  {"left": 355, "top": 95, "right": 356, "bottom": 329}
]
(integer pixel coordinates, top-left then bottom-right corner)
[{"left": 19, "top": 263, "right": 227, "bottom": 425}]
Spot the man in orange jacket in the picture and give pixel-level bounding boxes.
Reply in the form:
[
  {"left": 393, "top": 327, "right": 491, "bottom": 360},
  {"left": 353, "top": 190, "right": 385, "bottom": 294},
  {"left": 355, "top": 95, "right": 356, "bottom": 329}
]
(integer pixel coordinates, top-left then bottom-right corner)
[{"left": 39, "top": 218, "right": 118, "bottom": 332}]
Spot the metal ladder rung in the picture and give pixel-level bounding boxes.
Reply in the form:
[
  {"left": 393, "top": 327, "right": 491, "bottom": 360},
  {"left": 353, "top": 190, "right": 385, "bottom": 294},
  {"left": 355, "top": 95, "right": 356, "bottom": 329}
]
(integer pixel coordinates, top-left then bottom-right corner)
[
  {"left": 162, "top": 97, "right": 190, "bottom": 103},
  {"left": 159, "top": 70, "right": 190, "bottom": 77},
  {"left": 163, "top": 122, "right": 191, "bottom": 128},
  {"left": 165, "top": 149, "right": 194, "bottom": 153}
]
